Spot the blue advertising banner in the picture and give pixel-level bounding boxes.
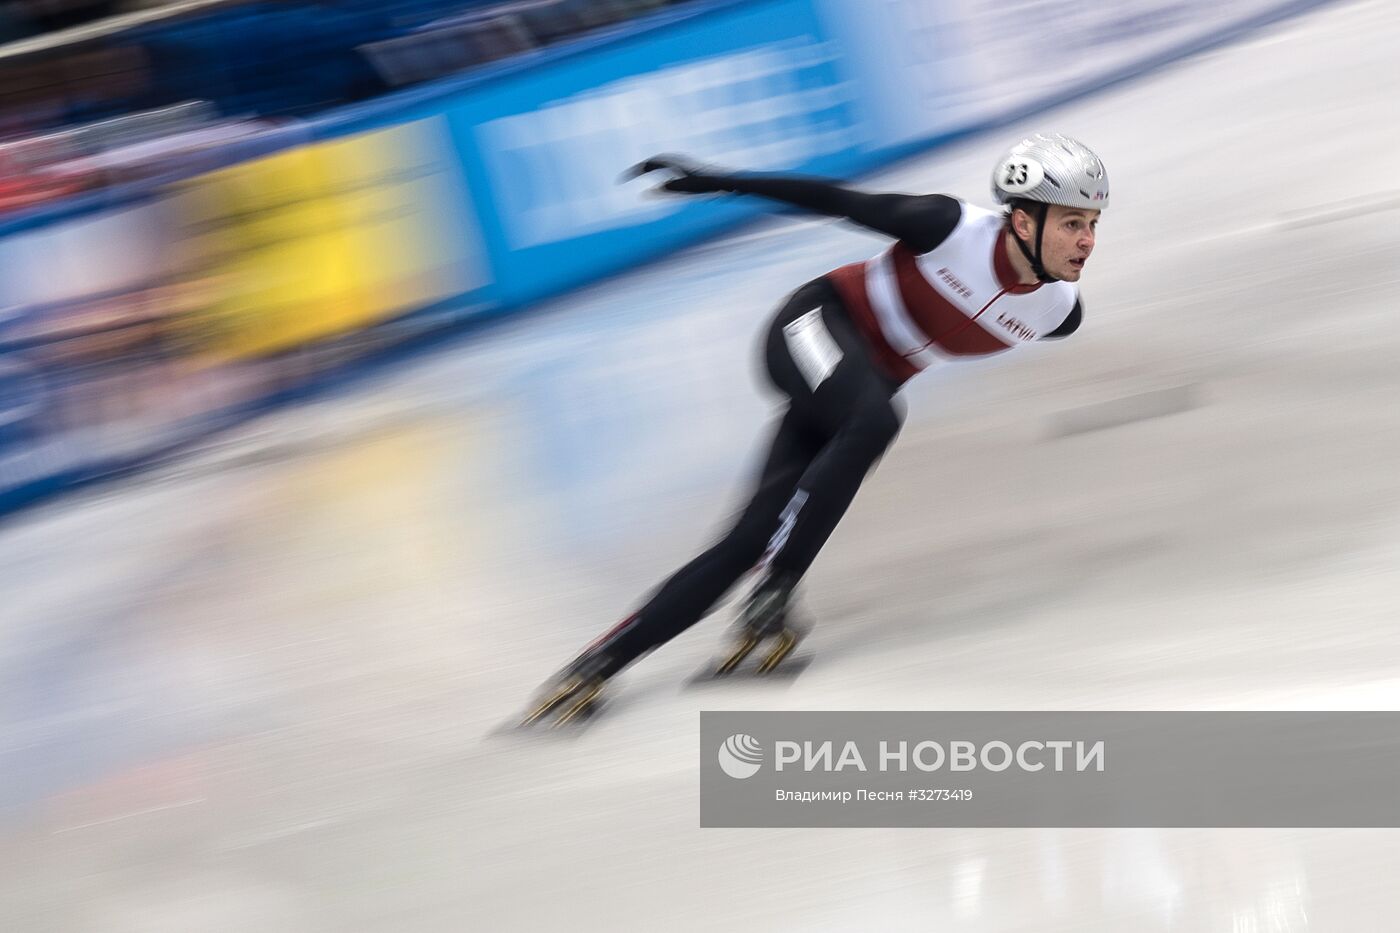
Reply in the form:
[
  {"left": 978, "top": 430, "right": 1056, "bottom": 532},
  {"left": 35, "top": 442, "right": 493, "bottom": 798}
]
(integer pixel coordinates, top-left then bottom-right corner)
[{"left": 438, "top": 0, "right": 862, "bottom": 306}]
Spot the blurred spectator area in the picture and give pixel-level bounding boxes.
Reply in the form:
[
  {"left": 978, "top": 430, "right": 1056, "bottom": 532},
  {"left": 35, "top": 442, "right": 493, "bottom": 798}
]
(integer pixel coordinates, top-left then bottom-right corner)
[
  {"left": 0, "top": 0, "right": 698, "bottom": 214},
  {"left": 0, "top": 0, "right": 699, "bottom": 131},
  {"left": 361, "top": 0, "right": 680, "bottom": 88}
]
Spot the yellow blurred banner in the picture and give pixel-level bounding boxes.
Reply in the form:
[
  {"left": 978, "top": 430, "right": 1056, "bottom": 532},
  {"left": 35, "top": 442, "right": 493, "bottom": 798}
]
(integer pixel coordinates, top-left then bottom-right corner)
[{"left": 173, "top": 117, "right": 483, "bottom": 359}]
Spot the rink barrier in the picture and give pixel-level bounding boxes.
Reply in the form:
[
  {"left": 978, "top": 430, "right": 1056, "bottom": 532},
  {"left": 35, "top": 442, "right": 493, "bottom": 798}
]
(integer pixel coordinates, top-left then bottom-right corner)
[{"left": 0, "top": 0, "right": 1339, "bottom": 519}]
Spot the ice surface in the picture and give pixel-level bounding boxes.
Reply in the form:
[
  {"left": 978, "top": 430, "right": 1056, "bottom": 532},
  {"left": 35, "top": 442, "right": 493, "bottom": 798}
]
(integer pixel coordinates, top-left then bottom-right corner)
[{"left": 3, "top": 2, "right": 1400, "bottom": 929}]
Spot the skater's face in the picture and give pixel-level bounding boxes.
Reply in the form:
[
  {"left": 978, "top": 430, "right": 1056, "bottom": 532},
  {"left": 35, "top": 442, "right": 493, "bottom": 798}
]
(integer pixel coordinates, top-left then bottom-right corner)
[{"left": 1013, "top": 205, "right": 1100, "bottom": 282}]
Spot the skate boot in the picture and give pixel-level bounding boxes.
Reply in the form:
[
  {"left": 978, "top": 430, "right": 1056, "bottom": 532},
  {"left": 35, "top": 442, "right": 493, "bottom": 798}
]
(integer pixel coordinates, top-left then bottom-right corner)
[
  {"left": 520, "top": 649, "right": 618, "bottom": 728},
  {"left": 715, "top": 572, "right": 805, "bottom": 676}
]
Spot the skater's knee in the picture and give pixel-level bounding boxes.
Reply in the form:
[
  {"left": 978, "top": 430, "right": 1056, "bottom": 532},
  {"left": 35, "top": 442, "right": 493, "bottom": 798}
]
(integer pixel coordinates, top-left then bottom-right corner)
[
  {"left": 728, "top": 528, "right": 776, "bottom": 570},
  {"left": 713, "top": 519, "right": 776, "bottom": 571}
]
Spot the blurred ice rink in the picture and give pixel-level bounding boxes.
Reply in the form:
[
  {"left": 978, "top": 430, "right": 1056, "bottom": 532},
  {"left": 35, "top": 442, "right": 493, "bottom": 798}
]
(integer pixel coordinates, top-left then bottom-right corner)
[{"left": 4, "top": 0, "right": 1400, "bottom": 929}]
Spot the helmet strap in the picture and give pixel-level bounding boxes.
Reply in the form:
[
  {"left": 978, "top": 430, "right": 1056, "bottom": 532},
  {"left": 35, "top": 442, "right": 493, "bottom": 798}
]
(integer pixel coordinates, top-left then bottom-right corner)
[{"left": 1011, "top": 202, "right": 1058, "bottom": 283}]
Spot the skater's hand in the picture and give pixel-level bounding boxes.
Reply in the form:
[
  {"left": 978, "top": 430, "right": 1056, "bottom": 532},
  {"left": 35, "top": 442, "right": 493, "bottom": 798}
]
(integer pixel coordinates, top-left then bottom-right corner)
[{"left": 622, "top": 154, "right": 731, "bottom": 195}]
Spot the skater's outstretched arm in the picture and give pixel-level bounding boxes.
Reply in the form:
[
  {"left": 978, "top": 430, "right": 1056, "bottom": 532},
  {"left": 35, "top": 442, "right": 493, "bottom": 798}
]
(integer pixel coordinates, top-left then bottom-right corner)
[
  {"left": 725, "top": 177, "right": 959, "bottom": 254},
  {"left": 627, "top": 155, "right": 961, "bottom": 254}
]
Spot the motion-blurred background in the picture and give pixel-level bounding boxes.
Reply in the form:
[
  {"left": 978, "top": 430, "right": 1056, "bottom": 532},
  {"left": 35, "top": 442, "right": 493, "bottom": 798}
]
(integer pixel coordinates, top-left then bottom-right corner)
[{"left": 3, "top": 0, "right": 1399, "bottom": 930}]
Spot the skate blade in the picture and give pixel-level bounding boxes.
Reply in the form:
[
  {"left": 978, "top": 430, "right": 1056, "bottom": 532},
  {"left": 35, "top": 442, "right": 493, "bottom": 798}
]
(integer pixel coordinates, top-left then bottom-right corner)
[
  {"left": 553, "top": 681, "right": 604, "bottom": 728},
  {"left": 491, "top": 704, "right": 608, "bottom": 740},
  {"left": 687, "top": 648, "right": 812, "bottom": 688},
  {"left": 499, "top": 681, "right": 607, "bottom": 737},
  {"left": 756, "top": 631, "right": 798, "bottom": 674},
  {"left": 714, "top": 634, "right": 760, "bottom": 677},
  {"left": 519, "top": 677, "right": 582, "bottom": 727}
]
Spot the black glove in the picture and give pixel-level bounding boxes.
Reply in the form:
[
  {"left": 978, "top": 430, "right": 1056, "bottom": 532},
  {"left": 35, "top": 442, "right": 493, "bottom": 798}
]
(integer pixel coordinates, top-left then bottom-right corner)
[{"left": 622, "top": 154, "right": 732, "bottom": 195}]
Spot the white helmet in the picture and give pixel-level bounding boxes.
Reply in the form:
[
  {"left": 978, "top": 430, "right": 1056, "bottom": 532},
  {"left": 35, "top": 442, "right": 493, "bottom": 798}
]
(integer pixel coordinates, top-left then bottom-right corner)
[{"left": 992, "top": 133, "right": 1109, "bottom": 211}]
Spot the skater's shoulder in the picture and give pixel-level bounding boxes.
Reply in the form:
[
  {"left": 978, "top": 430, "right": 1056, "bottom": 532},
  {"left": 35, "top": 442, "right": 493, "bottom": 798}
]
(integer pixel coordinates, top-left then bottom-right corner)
[
  {"left": 955, "top": 200, "right": 1005, "bottom": 231},
  {"left": 1039, "top": 290, "right": 1083, "bottom": 340},
  {"left": 1039, "top": 278, "right": 1081, "bottom": 312},
  {"left": 888, "top": 194, "right": 963, "bottom": 253}
]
